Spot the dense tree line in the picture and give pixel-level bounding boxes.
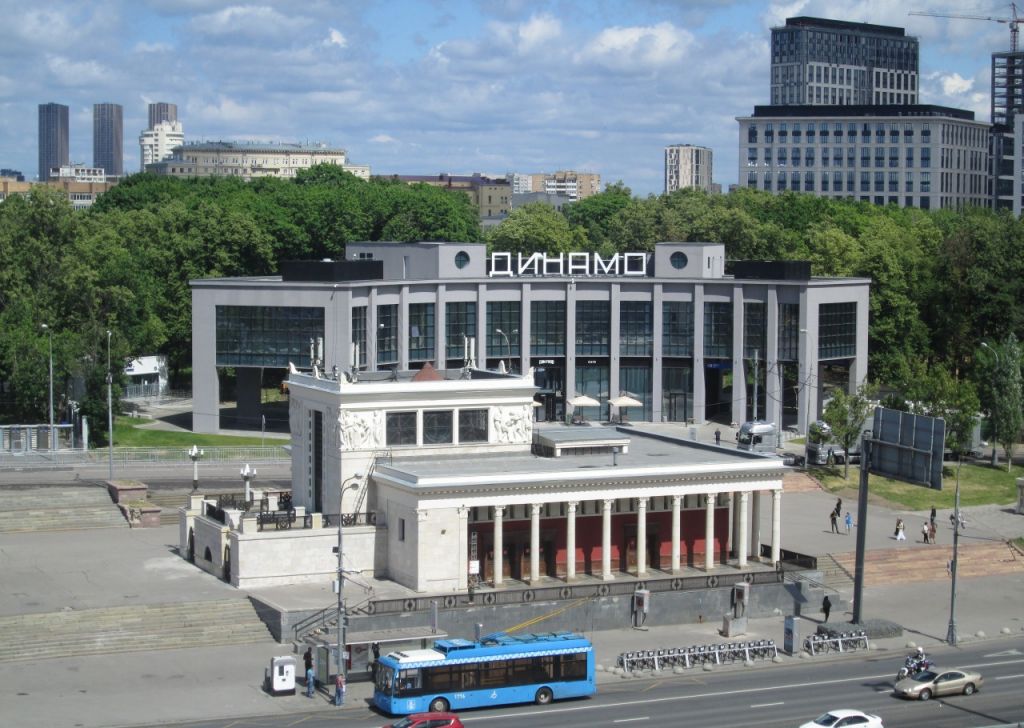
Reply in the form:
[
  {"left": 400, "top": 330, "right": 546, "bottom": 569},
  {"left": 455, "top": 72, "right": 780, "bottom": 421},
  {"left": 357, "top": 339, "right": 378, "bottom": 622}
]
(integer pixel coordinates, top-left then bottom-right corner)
[{"left": 2, "top": 167, "right": 1022, "bottom": 447}]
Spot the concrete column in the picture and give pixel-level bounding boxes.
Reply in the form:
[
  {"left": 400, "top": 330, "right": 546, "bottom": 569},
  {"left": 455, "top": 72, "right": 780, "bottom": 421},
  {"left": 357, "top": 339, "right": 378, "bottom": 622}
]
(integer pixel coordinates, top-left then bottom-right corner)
[
  {"left": 601, "top": 498, "right": 614, "bottom": 580},
  {"left": 493, "top": 505, "right": 504, "bottom": 587},
  {"left": 530, "top": 503, "right": 542, "bottom": 584},
  {"left": 566, "top": 501, "right": 578, "bottom": 581},
  {"left": 636, "top": 497, "right": 648, "bottom": 577},
  {"left": 771, "top": 490, "right": 782, "bottom": 566},
  {"left": 750, "top": 491, "right": 762, "bottom": 561},
  {"left": 692, "top": 284, "right": 706, "bottom": 423},
  {"left": 670, "top": 495, "right": 682, "bottom": 574},
  {"left": 731, "top": 492, "right": 739, "bottom": 558},
  {"left": 705, "top": 493, "right": 716, "bottom": 571},
  {"left": 737, "top": 491, "right": 749, "bottom": 569}
]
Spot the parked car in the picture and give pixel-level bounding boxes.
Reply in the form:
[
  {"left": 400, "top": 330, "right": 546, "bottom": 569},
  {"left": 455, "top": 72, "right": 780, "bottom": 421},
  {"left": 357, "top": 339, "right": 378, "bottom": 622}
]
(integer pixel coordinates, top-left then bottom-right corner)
[
  {"left": 894, "top": 668, "right": 984, "bottom": 700},
  {"left": 799, "top": 708, "right": 884, "bottom": 727},
  {"left": 383, "top": 713, "right": 465, "bottom": 728}
]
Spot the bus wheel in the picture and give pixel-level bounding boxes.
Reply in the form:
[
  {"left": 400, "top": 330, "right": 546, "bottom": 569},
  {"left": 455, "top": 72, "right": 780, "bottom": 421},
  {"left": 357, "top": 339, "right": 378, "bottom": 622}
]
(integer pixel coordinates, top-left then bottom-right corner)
[
  {"left": 429, "top": 697, "right": 450, "bottom": 713},
  {"left": 535, "top": 687, "right": 553, "bottom": 705}
]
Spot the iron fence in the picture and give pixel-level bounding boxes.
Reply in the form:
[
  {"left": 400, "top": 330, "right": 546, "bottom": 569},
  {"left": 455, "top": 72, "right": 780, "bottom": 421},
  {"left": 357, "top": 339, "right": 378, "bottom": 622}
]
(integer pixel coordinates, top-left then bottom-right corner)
[
  {"left": 0, "top": 445, "right": 290, "bottom": 470},
  {"left": 617, "top": 639, "right": 779, "bottom": 671}
]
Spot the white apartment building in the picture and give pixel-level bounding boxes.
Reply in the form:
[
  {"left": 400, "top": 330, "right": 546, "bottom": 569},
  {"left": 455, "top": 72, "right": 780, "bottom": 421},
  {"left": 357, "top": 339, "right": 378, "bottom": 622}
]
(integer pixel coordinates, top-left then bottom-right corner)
[
  {"left": 736, "top": 105, "right": 990, "bottom": 210},
  {"left": 664, "top": 145, "right": 714, "bottom": 194},
  {"left": 146, "top": 141, "right": 370, "bottom": 180},
  {"left": 139, "top": 120, "right": 185, "bottom": 171},
  {"left": 49, "top": 165, "right": 108, "bottom": 183},
  {"left": 509, "top": 171, "right": 600, "bottom": 201}
]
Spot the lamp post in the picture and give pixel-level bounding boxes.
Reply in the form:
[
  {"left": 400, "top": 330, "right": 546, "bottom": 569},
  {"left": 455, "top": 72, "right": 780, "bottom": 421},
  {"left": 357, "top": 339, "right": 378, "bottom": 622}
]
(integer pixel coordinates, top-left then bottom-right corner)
[
  {"left": 106, "top": 330, "right": 114, "bottom": 480},
  {"left": 495, "top": 328, "right": 517, "bottom": 372},
  {"left": 41, "top": 324, "right": 54, "bottom": 451},
  {"left": 335, "top": 474, "right": 361, "bottom": 707},
  {"left": 188, "top": 445, "right": 204, "bottom": 492},
  {"left": 240, "top": 463, "right": 256, "bottom": 506},
  {"left": 799, "top": 328, "right": 815, "bottom": 437}
]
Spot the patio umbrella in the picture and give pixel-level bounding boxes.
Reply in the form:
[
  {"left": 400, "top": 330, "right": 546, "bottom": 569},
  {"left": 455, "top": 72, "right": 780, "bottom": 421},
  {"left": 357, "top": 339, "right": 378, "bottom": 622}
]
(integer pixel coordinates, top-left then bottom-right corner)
[
  {"left": 609, "top": 394, "right": 643, "bottom": 422},
  {"left": 568, "top": 394, "right": 600, "bottom": 407}
]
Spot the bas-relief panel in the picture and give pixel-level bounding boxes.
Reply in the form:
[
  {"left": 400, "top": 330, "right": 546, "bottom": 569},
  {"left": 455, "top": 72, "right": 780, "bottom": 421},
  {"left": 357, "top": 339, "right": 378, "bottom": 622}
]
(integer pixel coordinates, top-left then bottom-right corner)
[{"left": 491, "top": 404, "right": 531, "bottom": 445}]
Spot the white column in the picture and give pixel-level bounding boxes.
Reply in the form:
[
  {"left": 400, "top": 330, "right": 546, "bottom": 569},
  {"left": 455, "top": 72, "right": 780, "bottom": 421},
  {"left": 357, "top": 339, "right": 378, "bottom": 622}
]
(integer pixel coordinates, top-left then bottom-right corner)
[
  {"left": 737, "top": 491, "right": 749, "bottom": 569},
  {"left": 636, "top": 497, "right": 648, "bottom": 577},
  {"left": 771, "top": 490, "right": 782, "bottom": 566},
  {"left": 705, "top": 493, "right": 716, "bottom": 571},
  {"left": 750, "top": 491, "right": 762, "bottom": 561},
  {"left": 530, "top": 503, "right": 542, "bottom": 584},
  {"left": 601, "top": 499, "right": 614, "bottom": 580},
  {"left": 566, "top": 501, "right": 578, "bottom": 581},
  {"left": 671, "top": 495, "right": 682, "bottom": 574},
  {"left": 457, "top": 506, "right": 470, "bottom": 590},
  {"left": 493, "top": 505, "right": 504, "bottom": 587}
]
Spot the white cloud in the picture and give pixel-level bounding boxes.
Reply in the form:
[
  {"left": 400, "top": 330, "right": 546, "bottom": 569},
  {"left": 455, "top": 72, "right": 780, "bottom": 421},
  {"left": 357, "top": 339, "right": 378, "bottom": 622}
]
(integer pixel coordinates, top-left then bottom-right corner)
[
  {"left": 940, "top": 72, "right": 973, "bottom": 95},
  {"left": 326, "top": 28, "right": 347, "bottom": 47},
  {"left": 46, "top": 55, "right": 112, "bottom": 86},
  {"left": 190, "top": 5, "right": 311, "bottom": 39},
  {"left": 575, "top": 22, "right": 693, "bottom": 72},
  {"left": 370, "top": 134, "right": 398, "bottom": 144},
  {"left": 517, "top": 13, "right": 561, "bottom": 52},
  {"left": 133, "top": 41, "right": 173, "bottom": 53}
]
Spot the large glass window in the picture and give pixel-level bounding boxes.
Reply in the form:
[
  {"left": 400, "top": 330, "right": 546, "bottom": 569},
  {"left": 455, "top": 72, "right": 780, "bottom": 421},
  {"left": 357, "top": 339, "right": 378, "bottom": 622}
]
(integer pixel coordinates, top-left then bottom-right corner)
[
  {"left": 663, "top": 302, "right": 694, "bottom": 356},
  {"left": 408, "top": 303, "right": 435, "bottom": 363},
  {"left": 574, "top": 363, "right": 609, "bottom": 420},
  {"left": 351, "top": 306, "right": 367, "bottom": 368},
  {"left": 818, "top": 302, "right": 857, "bottom": 359},
  {"left": 486, "top": 302, "right": 520, "bottom": 358},
  {"left": 386, "top": 412, "right": 416, "bottom": 446},
  {"left": 619, "top": 301, "right": 652, "bottom": 356},
  {"left": 423, "top": 410, "right": 453, "bottom": 444},
  {"left": 703, "top": 302, "right": 732, "bottom": 359},
  {"left": 778, "top": 303, "right": 799, "bottom": 361},
  {"left": 531, "top": 301, "right": 565, "bottom": 356},
  {"left": 445, "top": 302, "right": 476, "bottom": 360},
  {"left": 575, "top": 300, "right": 610, "bottom": 356},
  {"left": 743, "top": 302, "right": 766, "bottom": 359},
  {"left": 216, "top": 305, "right": 324, "bottom": 367},
  {"left": 662, "top": 366, "right": 693, "bottom": 422},
  {"left": 458, "top": 409, "right": 488, "bottom": 443},
  {"left": 377, "top": 304, "right": 398, "bottom": 365},
  {"left": 619, "top": 366, "right": 652, "bottom": 420}
]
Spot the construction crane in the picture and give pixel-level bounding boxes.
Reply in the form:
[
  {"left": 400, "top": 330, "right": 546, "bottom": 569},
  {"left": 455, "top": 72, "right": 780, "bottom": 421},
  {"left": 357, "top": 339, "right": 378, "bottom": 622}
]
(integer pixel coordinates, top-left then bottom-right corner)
[{"left": 909, "top": 3, "right": 1023, "bottom": 52}]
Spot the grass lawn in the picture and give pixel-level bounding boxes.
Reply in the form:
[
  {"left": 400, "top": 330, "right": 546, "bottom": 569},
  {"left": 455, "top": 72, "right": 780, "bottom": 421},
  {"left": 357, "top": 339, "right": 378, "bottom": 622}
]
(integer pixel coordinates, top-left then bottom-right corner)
[
  {"left": 112, "top": 416, "right": 287, "bottom": 448},
  {"left": 812, "top": 461, "right": 1022, "bottom": 510}
]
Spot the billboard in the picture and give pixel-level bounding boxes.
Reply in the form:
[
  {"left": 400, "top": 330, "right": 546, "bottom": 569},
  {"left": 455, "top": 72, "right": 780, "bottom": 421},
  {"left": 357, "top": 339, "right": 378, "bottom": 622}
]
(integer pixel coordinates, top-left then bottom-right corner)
[{"left": 869, "top": 408, "right": 946, "bottom": 490}]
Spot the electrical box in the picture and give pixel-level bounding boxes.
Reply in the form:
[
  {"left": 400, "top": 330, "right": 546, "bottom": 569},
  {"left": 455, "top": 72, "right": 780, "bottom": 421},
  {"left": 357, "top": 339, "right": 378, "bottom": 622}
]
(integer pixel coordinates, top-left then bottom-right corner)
[
  {"left": 266, "top": 656, "right": 296, "bottom": 696},
  {"left": 633, "top": 588, "right": 650, "bottom": 614}
]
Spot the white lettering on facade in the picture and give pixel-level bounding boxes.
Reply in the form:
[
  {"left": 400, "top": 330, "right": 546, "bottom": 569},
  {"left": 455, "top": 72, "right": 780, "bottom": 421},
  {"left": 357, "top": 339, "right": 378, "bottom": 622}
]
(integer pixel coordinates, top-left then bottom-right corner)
[{"left": 488, "top": 252, "right": 650, "bottom": 277}]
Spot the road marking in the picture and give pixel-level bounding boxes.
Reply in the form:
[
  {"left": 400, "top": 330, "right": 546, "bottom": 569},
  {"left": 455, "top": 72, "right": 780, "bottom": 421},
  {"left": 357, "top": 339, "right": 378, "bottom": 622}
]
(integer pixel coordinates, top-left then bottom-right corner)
[
  {"left": 984, "top": 649, "right": 1022, "bottom": 657},
  {"left": 613, "top": 718, "right": 650, "bottom": 723},
  {"left": 641, "top": 681, "right": 662, "bottom": 692},
  {"left": 994, "top": 674, "right": 1024, "bottom": 680},
  {"left": 750, "top": 702, "right": 784, "bottom": 708}
]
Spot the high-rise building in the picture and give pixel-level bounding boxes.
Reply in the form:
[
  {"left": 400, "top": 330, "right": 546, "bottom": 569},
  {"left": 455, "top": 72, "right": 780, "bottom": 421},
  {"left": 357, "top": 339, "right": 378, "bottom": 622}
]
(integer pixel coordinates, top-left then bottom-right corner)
[
  {"left": 38, "top": 103, "right": 69, "bottom": 181},
  {"left": 990, "top": 52, "right": 1024, "bottom": 212},
  {"left": 93, "top": 103, "right": 124, "bottom": 177},
  {"left": 139, "top": 120, "right": 185, "bottom": 171},
  {"left": 148, "top": 102, "right": 177, "bottom": 129},
  {"left": 664, "top": 145, "right": 713, "bottom": 193},
  {"left": 770, "top": 17, "right": 919, "bottom": 106}
]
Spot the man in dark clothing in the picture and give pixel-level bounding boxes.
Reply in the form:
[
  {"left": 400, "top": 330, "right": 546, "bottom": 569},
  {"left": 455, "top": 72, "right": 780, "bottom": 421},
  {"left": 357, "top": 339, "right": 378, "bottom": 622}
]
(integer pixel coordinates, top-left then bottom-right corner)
[
  {"left": 930, "top": 506, "right": 937, "bottom": 526},
  {"left": 829, "top": 510, "right": 839, "bottom": 534},
  {"left": 822, "top": 595, "right": 832, "bottom": 622},
  {"left": 714, "top": 429, "right": 721, "bottom": 445}
]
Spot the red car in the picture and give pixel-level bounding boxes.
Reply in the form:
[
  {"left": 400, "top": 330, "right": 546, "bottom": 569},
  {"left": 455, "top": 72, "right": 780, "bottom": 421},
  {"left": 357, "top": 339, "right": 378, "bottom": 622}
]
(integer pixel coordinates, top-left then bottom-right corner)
[{"left": 383, "top": 713, "right": 464, "bottom": 728}]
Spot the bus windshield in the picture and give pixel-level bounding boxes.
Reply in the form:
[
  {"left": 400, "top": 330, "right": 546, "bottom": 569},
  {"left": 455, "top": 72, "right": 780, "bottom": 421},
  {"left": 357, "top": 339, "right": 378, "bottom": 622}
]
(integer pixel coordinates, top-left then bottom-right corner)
[{"left": 375, "top": 664, "right": 395, "bottom": 695}]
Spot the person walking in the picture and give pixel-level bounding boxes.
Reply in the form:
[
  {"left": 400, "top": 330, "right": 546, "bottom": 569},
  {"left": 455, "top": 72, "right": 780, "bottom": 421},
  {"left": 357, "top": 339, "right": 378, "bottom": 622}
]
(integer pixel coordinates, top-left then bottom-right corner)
[
  {"left": 930, "top": 505, "right": 937, "bottom": 527},
  {"left": 929, "top": 521, "right": 937, "bottom": 545},
  {"left": 844, "top": 511, "right": 853, "bottom": 534},
  {"left": 714, "top": 428, "right": 721, "bottom": 445},
  {"left": 835, "top": 498, "right": 843, "bottom": 516},
  {"left": 895, "top": 518, "right": 906, "bottom": 541},
  {"left": 304, "top": 647, "right": 315, "bottom": 698},
  {"left": 822, "top": 595, "right": 832, "bottom": 622},
  {"left": 830, "top": 510, "right": 840, "bottom": 534},
  {"left": 921, "top": 521, "right": 931, "bottom": 544}
]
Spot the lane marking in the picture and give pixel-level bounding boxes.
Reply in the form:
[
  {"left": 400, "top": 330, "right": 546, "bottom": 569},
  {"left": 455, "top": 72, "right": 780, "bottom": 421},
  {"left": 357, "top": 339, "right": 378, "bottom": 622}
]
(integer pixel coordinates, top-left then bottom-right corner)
[
  {"left": 613, "top": 718, "right": 650, "bottom": 723},
  {"left": 994, "top": 674, "right": 1024, "bottom": 680},
  {"left": 750, "top": 701, "right": 784, "bottom": 708},
  {"left": 641, "top": 681, "right": 662, "bottom": 693},
  {"left": 984, "top": 649, "right": 1022, "bottom": 657}
]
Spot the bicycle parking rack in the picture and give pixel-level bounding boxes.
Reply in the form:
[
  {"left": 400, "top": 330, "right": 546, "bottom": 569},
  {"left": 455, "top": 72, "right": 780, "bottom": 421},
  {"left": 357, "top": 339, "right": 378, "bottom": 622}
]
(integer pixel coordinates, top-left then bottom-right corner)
[
  {"left": 616, "top": 639, "right": 778, "bottom": 672},
  {"left": 802, "top": 630, "right": 868, "bottom": 656}
]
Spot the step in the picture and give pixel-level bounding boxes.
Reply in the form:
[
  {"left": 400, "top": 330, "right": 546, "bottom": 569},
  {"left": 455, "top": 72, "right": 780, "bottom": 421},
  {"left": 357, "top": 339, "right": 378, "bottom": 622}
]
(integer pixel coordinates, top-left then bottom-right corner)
[{"left": 828, "top": 542, "right": 1022, "bottom": 586}]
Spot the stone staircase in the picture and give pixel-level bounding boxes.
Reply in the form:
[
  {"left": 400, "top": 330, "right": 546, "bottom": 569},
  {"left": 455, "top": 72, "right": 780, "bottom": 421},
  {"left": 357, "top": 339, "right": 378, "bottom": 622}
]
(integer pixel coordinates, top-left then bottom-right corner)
[
  {"left": 145, "top": 490, "right": 192, "bottom": 526},
  {"left": 827, "top": 541, "right": 1024, "bottom": 588},
  {"left": 783, "top": 471, "right": 822, "bottom": 493},
  {"left": 0, "top": 598, "right": 273, "bottom": 662},
  {"left": 0, "top": 487, "right": 127, "bottom": 533}
]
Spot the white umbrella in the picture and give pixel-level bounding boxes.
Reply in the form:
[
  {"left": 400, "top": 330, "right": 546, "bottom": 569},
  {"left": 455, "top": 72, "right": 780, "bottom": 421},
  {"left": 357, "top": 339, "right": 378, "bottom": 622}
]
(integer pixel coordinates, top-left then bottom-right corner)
[
  {"left": 608, "top": 395, "right": 643, "bottom": 408},
  {"left": 569, "top": 394, "right": 600, "bottom": 407}
]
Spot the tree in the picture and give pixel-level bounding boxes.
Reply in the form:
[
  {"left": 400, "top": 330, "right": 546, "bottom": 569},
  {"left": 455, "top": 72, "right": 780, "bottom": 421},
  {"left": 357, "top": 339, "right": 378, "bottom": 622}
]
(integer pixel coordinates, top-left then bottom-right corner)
[
  {"left": 822, "top": 383, "right": 878, "bottom": 480},
  {"left": 486, "top": 203, "right": 586, "bottom": 255},
  {"left": 899, "top": 363, "right": 981, "bottom": 458},
  {"left": 975, "top": 336, "right": 1024, "bottom": 470}
]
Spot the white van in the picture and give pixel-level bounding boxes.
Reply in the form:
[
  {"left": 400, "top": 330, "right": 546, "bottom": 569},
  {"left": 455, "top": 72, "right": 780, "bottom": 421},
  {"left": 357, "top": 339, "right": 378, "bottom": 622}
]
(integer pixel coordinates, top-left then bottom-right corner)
[{"left": 736, "top": 421, "right": 777, "bottom": 454}]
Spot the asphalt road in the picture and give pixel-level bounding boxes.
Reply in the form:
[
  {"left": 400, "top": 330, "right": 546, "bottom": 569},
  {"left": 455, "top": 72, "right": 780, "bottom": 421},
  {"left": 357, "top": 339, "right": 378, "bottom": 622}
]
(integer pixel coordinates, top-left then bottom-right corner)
[{"left": 129, "top": 638, "right": 1024, "bottom": 728}]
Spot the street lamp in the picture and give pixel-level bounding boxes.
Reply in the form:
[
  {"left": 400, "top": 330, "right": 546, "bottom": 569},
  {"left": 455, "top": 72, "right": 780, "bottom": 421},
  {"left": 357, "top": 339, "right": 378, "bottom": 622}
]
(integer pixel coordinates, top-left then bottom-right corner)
[
  {"left": 106, "top": 330, "right": 114, "bottom": 480},
  {"left": 41, "top": 324, "right": 54, "bottom": 450},
  {"left": 188, "top": 445, "right": 204, "bottom": 492},
  {"left": 495, "top": 328, "right": 517, "bottom": 372},
  {"left": 335, "top": 473, "right": 362, "bottom": 707},
  {"left": 240, "top": 463, "right": 257, "bottom": 506}
]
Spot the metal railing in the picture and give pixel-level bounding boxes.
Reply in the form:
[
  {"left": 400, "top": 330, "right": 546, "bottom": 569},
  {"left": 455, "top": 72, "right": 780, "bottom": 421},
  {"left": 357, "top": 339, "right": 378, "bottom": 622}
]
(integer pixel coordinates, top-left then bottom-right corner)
[
  {"left": 0, "top": 445, "right": 290, "bottom": 470},
  {"left": 321, "top": 512, "right": 377, "bottom": 528},
  {"left": 803, "top": 630, "right": 868, "bottom": 655},
  {"left": 617, "top": 639, "right": 779, "bottom": 671}
]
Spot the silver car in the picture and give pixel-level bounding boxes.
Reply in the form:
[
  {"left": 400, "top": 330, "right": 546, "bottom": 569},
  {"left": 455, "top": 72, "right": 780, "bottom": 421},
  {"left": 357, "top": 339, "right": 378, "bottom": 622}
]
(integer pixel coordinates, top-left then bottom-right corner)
[{"left": 894, "top": 668, "right": 984, "bottom": 700}]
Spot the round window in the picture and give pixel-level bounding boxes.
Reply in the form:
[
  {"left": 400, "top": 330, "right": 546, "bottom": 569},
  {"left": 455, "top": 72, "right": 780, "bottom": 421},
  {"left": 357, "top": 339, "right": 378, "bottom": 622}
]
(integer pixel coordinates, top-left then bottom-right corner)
[
  {"left": 455, "top": 251, "right": 470, "bottom": 269},
  {"left": 670, "top": 251, "right": 688, "bottom": 270}
]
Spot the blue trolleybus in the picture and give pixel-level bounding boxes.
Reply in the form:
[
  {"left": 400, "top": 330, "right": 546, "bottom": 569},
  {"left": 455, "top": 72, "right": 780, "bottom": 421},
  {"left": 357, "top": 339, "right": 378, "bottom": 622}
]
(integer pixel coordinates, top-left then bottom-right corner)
[{"left": 373, "top": 631, "right": 595, "bottom": 715}]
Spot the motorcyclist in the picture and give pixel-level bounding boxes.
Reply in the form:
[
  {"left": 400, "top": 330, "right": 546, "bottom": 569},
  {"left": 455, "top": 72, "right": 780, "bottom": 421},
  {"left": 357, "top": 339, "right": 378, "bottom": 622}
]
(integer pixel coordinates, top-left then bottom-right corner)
[{"left": 906, "top": 646, "right": 929, "bottom": 673}]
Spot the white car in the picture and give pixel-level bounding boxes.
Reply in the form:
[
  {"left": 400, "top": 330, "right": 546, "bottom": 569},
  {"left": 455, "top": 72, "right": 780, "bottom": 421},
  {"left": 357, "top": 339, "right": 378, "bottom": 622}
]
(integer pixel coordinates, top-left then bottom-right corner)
[{"left": 800, "top": 709, "right": 884, "bottom": 728}]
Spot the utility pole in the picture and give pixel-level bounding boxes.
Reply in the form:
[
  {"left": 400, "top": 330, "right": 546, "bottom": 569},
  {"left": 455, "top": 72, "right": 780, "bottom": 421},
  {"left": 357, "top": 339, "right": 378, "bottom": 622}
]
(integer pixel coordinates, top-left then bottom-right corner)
[
  {"left": 107, "top": 330, "right": 114, "bottom": 480},
  {"left": 946, "top": 458, "right": 963, "bottom": 645},
  {"left": 752, "top": 349, "right": 760, "bottom": 421}
]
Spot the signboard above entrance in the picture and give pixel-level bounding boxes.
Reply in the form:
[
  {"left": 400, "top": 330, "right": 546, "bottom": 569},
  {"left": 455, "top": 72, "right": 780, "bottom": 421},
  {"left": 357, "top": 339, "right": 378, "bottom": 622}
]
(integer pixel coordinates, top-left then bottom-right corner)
[{"left": 489, "top": 252, "right": 649, "bottom": 278}]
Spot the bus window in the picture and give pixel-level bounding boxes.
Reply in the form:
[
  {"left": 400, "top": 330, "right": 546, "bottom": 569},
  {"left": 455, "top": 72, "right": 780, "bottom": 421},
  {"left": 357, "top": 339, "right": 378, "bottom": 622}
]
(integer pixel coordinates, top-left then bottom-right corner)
[
  {"left": 376, "top": 665, "right": 394, "bottom": 695},
  {"left": 479, "top": 660, "right": 508, "bottom": 688},
  {"left": 396, "top": 669, "right": 421, "bottom": 696},
  {"left": 561, "top": 653, "right": 588, "bottom": 680},
  {"left": 461, "top": 665, "right": 478, "bottom": 690}
]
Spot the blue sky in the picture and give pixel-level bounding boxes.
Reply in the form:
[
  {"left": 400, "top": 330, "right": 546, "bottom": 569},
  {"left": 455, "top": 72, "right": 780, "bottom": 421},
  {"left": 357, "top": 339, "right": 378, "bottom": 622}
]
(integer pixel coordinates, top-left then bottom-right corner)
[{"left": 0, "top": 0, "right": 1010, "bottom": 195}]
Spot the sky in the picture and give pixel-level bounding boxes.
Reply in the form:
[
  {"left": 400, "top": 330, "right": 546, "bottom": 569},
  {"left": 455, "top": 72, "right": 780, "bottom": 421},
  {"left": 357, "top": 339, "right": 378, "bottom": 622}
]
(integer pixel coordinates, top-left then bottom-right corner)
[{"left": 0, "top": 0, "right": 1013, "bottom": 195}]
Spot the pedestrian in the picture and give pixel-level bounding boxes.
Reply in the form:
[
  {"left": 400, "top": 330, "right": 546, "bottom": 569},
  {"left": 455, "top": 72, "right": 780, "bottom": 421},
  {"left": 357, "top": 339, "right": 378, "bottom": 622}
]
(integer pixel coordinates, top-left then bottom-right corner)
[
  {"left": 895, "top": 518, "right": 906, "bottom": 541},
  {"left": 822, "top": 595, "right": 832, "bottom": 622},
  {"left": 844, "top": 511, "right": 853, "bottom": 534},
  {"left": 835, "top": 498, "right": 842, "bottom": 516},
  {"left": 929, "top": 521, "right": 937, "bottom": 544},
  {"left": 714, "top": 428, "right": 721, "bottom": 445},
  {"left": 921, "top": 521, "right": 930, "bottom": 544},
  {"left": 334, "top": 672, "right": 346, "bottom": 706},
  {"left": 830, "top": 510, "right": 839, "bottom": 534},
  {"left": 304, "top": 647, "right": 315, "bottom": 698},
  {"left": 930, "top": 505, "right": 937, "bottom": 527}
]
